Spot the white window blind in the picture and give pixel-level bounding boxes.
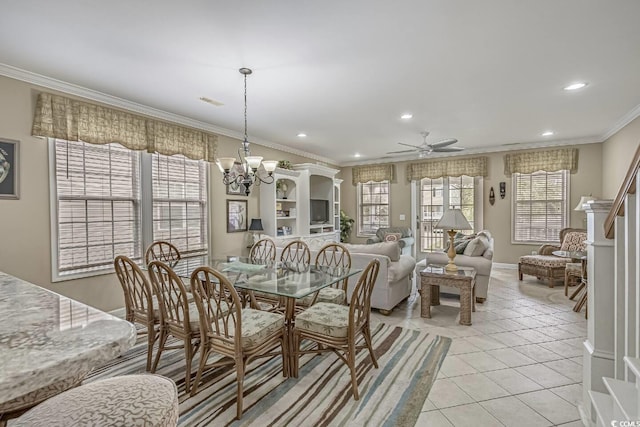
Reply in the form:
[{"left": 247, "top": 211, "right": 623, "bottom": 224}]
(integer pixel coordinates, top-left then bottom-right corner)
[
  {"left": 513, "top": 170, "right": 568, "bottom": 243},
  {"left": 358, "top": 181, "right": 390, "bottom": 235},
  {"left": 54, "top": 139, "right": 141, "bottom": 276},
  {"left": 151, "top": 154, "right": 208, "bottom": 255}
]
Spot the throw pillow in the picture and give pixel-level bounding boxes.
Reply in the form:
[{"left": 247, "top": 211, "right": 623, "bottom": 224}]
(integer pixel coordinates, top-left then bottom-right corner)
[
  {"left": 560, "top": 231, "right": 587, "bottom": 251},
  {"left": 343, "top": 241, "right": 401, "bottom": 262},
  {"left": 384, "top": 232, "right": 403, "bottom": 243},
  {"left": 463, "top": 235, "right": 489, "bottom": 257},
  {"left": 444, "top": 233, "right": 475, "bottom": 254}
]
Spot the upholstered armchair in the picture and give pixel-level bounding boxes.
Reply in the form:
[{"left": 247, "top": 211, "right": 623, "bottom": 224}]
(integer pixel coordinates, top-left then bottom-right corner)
[
  {"left": 518, "top": 228, "right": 587, "bottom": 288},
  {"left": 366, "top": 227, "right": 414, "bottom": 255}
]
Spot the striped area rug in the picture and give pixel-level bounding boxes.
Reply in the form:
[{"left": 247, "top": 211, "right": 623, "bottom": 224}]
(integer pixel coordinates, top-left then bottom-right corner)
[{"left": 88, "top": 323, "right": 450, "bottom": 427}]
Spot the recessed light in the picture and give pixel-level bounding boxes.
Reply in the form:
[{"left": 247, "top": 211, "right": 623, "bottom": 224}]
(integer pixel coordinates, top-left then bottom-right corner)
[
  {"left": 354, "top": 153, "right": 361, "bottom": 158},
  {"left": 400, "top": 113, "right": 413, "bottom": 120},
  {"left": 542, "top": 131, "right": 554, "bottom": 136},
  {"left": 563, "top": 82, "right": 588, "bottom": 91},
  {"left": 297, "top": 133, "right": 307, "bottom": 138}
]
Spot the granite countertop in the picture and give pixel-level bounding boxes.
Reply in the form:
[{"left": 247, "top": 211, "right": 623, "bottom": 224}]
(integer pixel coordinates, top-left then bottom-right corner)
[{"left": 0, "top": 272, "right": 137, "bottom": 404}]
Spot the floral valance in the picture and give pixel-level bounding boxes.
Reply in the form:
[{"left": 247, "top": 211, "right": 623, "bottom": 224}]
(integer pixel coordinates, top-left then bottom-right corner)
[
  {"left": 503, "top": 148, "right": 578, "bottom": 176},
  {"left": 352, "top": 163, "right": 394, "bottom": 185},
  {"left": 406, "top": 156, "right": 488, "bottom": 181},
  {"left": 32, "top": 92, "right": 218, "bottom": 162}
]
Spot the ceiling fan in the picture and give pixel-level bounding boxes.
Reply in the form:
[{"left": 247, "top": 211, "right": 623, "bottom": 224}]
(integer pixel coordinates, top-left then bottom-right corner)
[{"left": 387, "top": 131, "right": 463, "bottom": 158}]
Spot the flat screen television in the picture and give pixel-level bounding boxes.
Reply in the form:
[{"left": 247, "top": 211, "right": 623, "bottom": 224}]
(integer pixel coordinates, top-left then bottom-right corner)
[{"left": 310, "top": 199, "right": 329, "bottom": 224}]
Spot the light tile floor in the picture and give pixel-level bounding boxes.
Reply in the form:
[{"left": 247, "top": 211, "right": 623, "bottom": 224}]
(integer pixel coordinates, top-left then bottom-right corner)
[{"left": 370, "top": 266, "right": 586, "bottom": 426}]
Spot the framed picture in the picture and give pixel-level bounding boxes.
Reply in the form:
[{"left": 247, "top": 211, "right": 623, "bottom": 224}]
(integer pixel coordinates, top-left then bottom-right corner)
[
  {"left": 0, "top": 138, "right": 19, "bottom": 199},
  {"left": 227, "top": 199, "right": 248, "bottom": 233},
  {"left": 226, "top": 162, "right": 247, "bottom": 195}
]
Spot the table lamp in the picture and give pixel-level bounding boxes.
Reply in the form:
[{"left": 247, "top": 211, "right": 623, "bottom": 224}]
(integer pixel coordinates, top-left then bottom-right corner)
[
  {"left": 248, "top": 218, "right": 264, "bottom": 244},
  {"left": 435, "top": 209, "right": 472, "bottom": 272}
]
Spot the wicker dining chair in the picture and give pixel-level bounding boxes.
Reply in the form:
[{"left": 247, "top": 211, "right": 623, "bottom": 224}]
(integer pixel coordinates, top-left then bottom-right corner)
[
  {"left": 147, "top": 260, "right": 201, "bottom": 393},
  {"left": 249, "top": 238, "right": 277, "bottom": 264},
  {"left": 145, "top": 241, "right": 182, "bottom": 265},
  {"left": 280, "top": 240, "right": 311, "bottom": 265},
  {"left": 292, "top": 259, "right": 380, "bottom": 400},
  {"left": 114, "top": 255, "right": 160, "bottom": 372},
  {"left": 245, "top": 238, "right": 280, "bottom": 310},
  {"left": 189, "top": 266, "right": 287, "bottom": 420},
  {"left": 313, "top": 243, "right": 352, "bottom": 305}
]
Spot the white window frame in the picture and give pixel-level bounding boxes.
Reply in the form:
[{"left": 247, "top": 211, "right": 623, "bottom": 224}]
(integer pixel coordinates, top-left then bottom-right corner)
[
  {"left": 50, "top": 139, "right": 208, "bottom": 281},
  {"left": 356, "top": 180, "right": 390, "bottom": 237},
  {"left": 511, "top": 170, "right": 569, "bottom": 245}
]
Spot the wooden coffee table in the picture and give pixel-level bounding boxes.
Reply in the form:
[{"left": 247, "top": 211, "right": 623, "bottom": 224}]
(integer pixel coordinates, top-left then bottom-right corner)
[{"left": 420, "top": 264, "right": 476, "bottom": 325}]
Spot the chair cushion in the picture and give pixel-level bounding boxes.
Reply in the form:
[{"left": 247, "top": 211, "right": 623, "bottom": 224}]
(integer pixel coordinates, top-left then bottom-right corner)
[
  {"left": 519, "top": 255, "right": 570, "bottom": 268},
  {"left": 316, "top": 287, "right": 346, "bottom": 305},
  {"left": 383, "top": 232, "right": 403, "bottom": 243},
  {"left": 15, "top": 374, "right": 179, "bottom": 427},
  {"left": 560, "top": 231, "right": 587, "bottom": 251},
  {"left": 296, "top": 302, "right": 349, "bottom": 338},
  {"left": 239, "top": 309, "right": 285, "bottom": 349}
]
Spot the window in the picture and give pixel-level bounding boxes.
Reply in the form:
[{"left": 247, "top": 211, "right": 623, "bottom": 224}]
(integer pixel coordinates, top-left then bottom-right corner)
[
  {"left": 151, "top": 154, "right": 207, "bottom": 255},
  {"left": 419, "top": 175, "right": 477, "bottom": 252},
  {"left": 512, "top": 170, "right": 569, "bottom": 243},
  {"left": 357, "top": 181, "right": 390, "bottom": 235},
  {"left": 51, "top": 139, "right": 208, "bottom": 280}
]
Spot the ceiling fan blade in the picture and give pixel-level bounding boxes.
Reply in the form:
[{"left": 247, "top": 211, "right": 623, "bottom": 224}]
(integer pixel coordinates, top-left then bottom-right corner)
[
  {"left": 397, "top": 142, "right": 423, "bottom": 149},
  {"left": 429, "top": 138, "right": 458, "bottom": 148},
  {"left": 432, "top": 146, "right": 465, "bottom": 152},
  {"left": 386, "top": 149, "right": 417, "bottom": 154}
]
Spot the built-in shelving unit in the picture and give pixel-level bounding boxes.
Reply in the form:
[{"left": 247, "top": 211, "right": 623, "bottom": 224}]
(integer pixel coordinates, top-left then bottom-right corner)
[{"left": 260, "top": 163, "right": 341, "bottom": 245}]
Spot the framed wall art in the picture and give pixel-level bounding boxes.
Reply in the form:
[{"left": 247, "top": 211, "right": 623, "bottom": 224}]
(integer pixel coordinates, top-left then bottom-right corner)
[
  {"left": 0, "top": 138, "right": 19, "bottom": 199},
  {"left": 227, "top": 199, "right": 248, "bottom": 233},
  {"left": 226, "top": 162, "right": 247, "bottom": 195}
]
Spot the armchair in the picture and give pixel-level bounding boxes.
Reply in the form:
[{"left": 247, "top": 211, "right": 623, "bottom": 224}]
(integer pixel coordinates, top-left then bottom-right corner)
[
  {"left": 518, "top": 228, "right": 587, "bottom": 288},
  {"left": 366, "top": 227, "right": 415, "bottom": 255}
]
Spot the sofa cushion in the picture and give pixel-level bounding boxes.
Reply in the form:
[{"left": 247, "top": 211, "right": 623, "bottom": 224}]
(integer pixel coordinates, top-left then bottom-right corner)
[
  {"left": 343, "top": 241, "right": 401, "bottom": 262},
  {"left": 463, "top": 235, "right": 490, "bottom": 257},
  {"left": 519, "top": 255, "right": 571, "bottom": 268},
  {"left": 560, "top": 231, "right": 587, "bottom": 251},
  {"left": 387, "top": 254, "right": 417, "bottom": 282}
]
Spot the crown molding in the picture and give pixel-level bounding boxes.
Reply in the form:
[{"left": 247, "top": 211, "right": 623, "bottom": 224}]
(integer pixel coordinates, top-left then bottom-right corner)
[
  {"left": 339, "top": 136, "right": 602, "bottom": 167},
  {"left": 0, "top": 63, "right": 337, "bottom": 165},
  {"left": 601, "top": 102, "right": 640, "bottom": 141}
]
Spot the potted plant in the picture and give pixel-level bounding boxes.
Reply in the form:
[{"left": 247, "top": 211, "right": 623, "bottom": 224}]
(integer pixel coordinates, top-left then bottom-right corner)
[{"left": 340, "top": 210, "right": 355, "bottom": 243}]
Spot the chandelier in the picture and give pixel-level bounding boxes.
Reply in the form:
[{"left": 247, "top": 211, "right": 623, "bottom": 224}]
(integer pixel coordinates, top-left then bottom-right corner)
[{"left": 217, "top": 68, "right": 277, "bottom": 195}]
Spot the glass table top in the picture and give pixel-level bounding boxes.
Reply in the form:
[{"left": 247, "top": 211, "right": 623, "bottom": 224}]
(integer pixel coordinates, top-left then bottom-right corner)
[{"left": 163, "top": 256, "right": 362, "bottom": 299}]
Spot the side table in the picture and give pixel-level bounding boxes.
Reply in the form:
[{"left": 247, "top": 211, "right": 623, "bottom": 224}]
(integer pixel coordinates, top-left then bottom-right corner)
[{"left": 420, "top": 264, "right": 476, "bottom": 325}]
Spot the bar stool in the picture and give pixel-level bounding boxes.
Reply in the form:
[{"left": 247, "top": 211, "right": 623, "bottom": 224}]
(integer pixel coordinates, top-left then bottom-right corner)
[{"left": 14, "top": 375, "right": 178, "bottom": 427}]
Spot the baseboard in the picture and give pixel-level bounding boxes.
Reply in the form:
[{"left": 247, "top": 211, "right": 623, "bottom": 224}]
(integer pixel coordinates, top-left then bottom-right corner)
[{"left": 493, "top": 262, "right": 518, "bottom": 269}]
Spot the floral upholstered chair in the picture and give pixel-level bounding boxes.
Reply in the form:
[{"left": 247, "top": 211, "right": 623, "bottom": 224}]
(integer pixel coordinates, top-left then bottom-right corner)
[{"left": 518, "top": 228, "right": 587, "bottom": 288}]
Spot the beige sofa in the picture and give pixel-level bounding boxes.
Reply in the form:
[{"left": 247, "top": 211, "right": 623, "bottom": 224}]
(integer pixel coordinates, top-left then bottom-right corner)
[
  {"left": 415, "top": 230, "right": 494, "bottom": 302},
  {"left": 275, "top": 241, "right": 416, "bottom": 314}
]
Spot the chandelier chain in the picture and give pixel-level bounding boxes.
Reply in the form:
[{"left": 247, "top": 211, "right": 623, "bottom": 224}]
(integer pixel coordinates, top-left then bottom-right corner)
[{"left": 243, "top": 72, "right": 248, "bottom": 142}]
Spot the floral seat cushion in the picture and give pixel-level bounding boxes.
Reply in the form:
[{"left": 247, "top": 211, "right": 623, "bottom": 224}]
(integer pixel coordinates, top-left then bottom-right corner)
[
  {"left": 216, "top": 309, "right": 284, "bottom": 350},
  {"left": 315, "top": 288, "right": 346, "bottom": 305},
  {"left": 519, "top": 255, "right": 570, "bottom": 268},
  {"left": 15, "top": 374, "right": 179, "bottom": 427},
  {"left": 560, "top": 231, "right": 587, "bottom": 251},
  {"left": 295, "top": 302, "right": 349, "bottom": 338}
]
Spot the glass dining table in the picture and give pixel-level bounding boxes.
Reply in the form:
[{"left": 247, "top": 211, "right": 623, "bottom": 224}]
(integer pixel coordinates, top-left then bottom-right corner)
[{"left": 164, "top": 255, "right": 362, "bottom": 374}]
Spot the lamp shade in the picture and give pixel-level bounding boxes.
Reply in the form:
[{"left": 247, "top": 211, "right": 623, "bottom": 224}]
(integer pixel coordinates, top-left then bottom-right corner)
[
  {"left": 434, "top": 209, "right": 472, "bottom": 230},
  {"left": 574, "top": 195, "right": 594, "bottom": 211},
  {"left": 248, "top": 218, "right": 264, "bottom": 231}
]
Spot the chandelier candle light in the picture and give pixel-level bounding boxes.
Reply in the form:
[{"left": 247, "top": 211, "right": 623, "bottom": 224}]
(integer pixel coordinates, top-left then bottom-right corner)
[
  {"left": 434, "top": 209, "right": 473, "bottom": 272},
  {"left": 217, "top": 68, "right": 278, "bottom": 195}
]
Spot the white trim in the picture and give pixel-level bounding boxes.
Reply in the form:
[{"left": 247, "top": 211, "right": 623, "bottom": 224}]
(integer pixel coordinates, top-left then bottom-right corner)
[
  {"left": 602, "top": 102, "right": 640, "bottom": 141},
  {"left": 0, "top": 63, "right": 336, "bottom": 165}
]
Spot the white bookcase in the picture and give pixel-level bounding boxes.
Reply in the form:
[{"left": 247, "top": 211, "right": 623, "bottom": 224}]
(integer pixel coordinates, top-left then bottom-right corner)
[{"left": 259, "top": 163, "right": 341, "bottom": 245}]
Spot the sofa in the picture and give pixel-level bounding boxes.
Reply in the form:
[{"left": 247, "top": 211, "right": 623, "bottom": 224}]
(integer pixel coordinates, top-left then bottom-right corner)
[
  {"left": 366, "top": 227, "right": 415, "bottom": 255},
  {"left": 275, "top": 241, "right": 416, "bottom": 314},
  {"left": 415, "top": 230, "right": 494, "bottom": 302}
]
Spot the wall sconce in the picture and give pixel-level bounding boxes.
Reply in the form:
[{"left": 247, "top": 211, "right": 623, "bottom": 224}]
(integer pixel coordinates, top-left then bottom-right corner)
[{"left": 499, "top": 182, "right": 506, "bottom": 199}]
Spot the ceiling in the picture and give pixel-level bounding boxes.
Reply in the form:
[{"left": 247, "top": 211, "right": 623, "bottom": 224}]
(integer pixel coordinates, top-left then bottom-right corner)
[{"left": 1, "top": 0, "right": 640, "bottom": 166}]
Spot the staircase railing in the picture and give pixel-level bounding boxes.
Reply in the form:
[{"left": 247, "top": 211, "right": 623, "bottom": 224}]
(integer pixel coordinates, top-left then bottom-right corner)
[{"left": 604, "top": 144, "right": 640, "bottom": 239}]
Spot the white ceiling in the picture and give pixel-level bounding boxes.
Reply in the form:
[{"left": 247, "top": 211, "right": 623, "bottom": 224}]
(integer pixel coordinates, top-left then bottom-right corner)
[{"left": 1, "top": 0, "right": 640, "bottom": 166}]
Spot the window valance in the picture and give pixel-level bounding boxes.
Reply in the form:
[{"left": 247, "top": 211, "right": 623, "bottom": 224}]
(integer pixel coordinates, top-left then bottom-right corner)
[
  {"left": 352, "top": 163, "right": 394, "bottom": 185},
  {"left": 32, "top": 92, "right": 218, "bottom": 162},
  {"left": 503, "top": 148, "right": 578, "bottom": 176},
  {"left": 406, "top": 156, "right": 488, "bottom": 181}
]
